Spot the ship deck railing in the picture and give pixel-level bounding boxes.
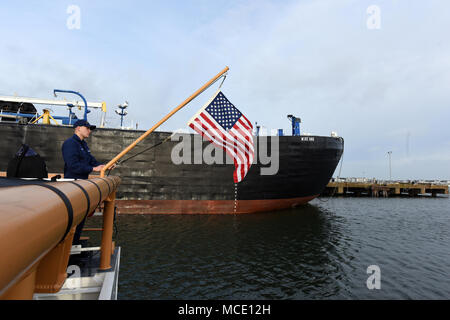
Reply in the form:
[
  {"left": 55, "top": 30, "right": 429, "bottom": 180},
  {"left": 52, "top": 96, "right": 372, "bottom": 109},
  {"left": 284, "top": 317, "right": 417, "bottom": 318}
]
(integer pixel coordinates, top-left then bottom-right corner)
[{"left": 0, "top": 176, "right": 121, "bottom": 300}]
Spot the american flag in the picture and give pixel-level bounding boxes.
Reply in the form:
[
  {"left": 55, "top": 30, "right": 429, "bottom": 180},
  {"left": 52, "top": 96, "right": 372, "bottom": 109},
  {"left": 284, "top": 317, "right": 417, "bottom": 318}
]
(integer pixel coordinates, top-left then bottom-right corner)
[{"left": 187, "top": 90, "right": 254, "bottom": 183}]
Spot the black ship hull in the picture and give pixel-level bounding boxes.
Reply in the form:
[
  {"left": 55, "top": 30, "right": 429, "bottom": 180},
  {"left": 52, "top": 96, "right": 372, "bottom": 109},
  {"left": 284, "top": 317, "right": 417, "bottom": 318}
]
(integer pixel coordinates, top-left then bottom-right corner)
[{"left": 0, "top": 123, "right": 343, "bottom": 214}]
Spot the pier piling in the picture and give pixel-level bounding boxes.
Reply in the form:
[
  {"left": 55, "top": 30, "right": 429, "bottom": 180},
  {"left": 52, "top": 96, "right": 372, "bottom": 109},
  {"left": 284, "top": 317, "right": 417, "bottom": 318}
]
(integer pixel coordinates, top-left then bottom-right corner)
[{"left": 323, "top": 180, "right": 448, "bottom": 198}]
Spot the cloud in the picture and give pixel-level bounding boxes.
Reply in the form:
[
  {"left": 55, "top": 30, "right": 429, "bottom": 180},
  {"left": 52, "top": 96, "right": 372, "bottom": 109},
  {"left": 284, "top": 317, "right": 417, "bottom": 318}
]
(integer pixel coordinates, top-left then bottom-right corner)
[{"left": 1, "top": 0, "right": 449, "bottom": 179}]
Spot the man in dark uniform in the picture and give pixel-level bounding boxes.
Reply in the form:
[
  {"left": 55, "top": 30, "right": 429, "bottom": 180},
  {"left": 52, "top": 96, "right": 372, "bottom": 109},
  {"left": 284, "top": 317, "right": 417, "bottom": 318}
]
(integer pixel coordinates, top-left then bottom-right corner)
[
  {"left": 62, "top": 119, "right": 105, "bottom": 246},
  {"left": 62, "top": 119, "right": 105, "bottom": 179}
]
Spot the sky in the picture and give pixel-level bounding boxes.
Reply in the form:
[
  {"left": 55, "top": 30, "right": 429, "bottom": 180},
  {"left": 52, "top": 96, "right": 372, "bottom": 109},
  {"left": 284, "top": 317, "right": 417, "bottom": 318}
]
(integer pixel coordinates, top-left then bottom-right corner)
[{"left": 0, "top": 0, "right": 449, "bottom": 180}]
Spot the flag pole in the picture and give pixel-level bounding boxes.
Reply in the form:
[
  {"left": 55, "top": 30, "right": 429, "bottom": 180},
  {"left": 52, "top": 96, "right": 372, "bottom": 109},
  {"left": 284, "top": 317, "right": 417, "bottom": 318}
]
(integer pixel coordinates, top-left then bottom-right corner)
[{"left": 100, "top": 66, "right": 229, "bottom": 178}]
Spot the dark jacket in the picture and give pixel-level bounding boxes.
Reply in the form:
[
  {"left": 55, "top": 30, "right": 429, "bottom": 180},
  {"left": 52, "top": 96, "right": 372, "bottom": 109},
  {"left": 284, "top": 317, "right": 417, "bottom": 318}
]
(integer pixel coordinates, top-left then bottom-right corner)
[{"left": 62, "top": 134, "right": 101, "bottom": 179}]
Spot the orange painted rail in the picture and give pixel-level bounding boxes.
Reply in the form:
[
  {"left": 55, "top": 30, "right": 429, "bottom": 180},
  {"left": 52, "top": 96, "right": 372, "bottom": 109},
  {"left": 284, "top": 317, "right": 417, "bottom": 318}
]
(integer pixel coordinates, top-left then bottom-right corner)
[{"left": 0, "top": 176, "right": 120, "bottom": 299}]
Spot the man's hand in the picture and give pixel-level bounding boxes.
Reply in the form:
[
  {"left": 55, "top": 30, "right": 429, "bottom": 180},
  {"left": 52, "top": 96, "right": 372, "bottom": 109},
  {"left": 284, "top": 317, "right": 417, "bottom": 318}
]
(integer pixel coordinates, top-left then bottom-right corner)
[{"left": 92, "top": 164, "right": 106, "bottom": 172}]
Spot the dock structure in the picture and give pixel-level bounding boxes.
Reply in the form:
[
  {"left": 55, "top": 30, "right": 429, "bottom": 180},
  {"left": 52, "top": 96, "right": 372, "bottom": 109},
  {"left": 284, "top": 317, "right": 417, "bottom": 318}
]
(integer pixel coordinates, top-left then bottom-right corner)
[{"left": 323, "top": 180, "right": 449, "bottom": 198}]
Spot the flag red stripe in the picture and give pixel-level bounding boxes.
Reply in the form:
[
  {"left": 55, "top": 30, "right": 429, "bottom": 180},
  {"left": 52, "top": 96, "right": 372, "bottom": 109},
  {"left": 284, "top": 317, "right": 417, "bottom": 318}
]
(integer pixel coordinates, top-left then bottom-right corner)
[
  {"left": 228, "top": 127, "right": 251, "bottom": 168},
  {"left": 193, "top": 117, "right": 250, "bottom": 182},
  {"left": 196, "top": 119, "right": 247, "bottom": 166},
  {"left": 201, "top": 112, "right": 252, "bottom": 153},
  {"left": 192, "top": 118, "right": 246, "bottom": 168},
  {"left": 190, "top": 119, "right": 243, "bottom": 183},
  {"left": 199, "top": 113, "right": 250, "bottom": 160}
]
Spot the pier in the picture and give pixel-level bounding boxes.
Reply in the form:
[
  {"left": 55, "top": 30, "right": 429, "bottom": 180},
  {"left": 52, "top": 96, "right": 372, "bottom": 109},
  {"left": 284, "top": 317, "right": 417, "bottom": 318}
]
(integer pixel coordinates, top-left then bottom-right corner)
[{"left": 322, "top": 179, "right": 449, "bottom": 197}]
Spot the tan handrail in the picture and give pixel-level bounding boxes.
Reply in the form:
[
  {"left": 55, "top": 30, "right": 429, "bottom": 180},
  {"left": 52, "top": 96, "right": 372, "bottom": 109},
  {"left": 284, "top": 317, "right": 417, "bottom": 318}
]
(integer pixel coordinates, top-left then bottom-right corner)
[
  {"left": 0, "top": 177, "right": 120, "bottom": 299},
  {"left": 100, "top": 66, "right": 229, "bottom": 177}
]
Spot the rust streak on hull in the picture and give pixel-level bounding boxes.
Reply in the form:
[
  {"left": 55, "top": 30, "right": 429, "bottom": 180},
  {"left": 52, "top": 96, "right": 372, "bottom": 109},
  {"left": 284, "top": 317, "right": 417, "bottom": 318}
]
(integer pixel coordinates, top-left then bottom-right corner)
[{"left": 115, "top": 195, "right": 319, "bottom": 214}]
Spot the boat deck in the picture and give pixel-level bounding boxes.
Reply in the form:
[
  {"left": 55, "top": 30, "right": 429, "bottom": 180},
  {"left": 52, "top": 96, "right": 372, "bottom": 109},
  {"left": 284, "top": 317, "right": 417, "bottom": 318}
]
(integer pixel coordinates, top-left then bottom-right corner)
[{"left": 33, "top": 246, "right": 121, "bottom": 300}]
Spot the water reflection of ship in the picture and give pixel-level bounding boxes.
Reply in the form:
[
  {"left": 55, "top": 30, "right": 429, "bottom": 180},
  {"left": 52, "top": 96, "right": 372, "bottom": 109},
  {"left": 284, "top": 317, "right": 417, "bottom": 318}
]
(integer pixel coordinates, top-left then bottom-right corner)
[
  {"left": 231, "top": 204, "right": 352, "bottom": 299},
  {"left": 105, "top": 204, "right": 352, "bottom": 299}
]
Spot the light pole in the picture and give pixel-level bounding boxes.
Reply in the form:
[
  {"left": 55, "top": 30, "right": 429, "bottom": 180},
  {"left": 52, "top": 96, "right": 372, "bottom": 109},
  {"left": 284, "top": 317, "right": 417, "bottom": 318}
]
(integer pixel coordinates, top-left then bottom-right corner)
[
  {"left": 387, "top": 151, "right": 392, "bottom": 181},
  {"left": 115, "top": 101, "right": 128, "bottom": 128}
]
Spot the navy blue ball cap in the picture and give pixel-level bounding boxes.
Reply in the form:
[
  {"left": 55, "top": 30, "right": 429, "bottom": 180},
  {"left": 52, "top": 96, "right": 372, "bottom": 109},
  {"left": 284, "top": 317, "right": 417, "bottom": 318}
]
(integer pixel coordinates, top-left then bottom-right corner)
[{"left": 73, "top": 119, "right": 96, "bottom": 130}]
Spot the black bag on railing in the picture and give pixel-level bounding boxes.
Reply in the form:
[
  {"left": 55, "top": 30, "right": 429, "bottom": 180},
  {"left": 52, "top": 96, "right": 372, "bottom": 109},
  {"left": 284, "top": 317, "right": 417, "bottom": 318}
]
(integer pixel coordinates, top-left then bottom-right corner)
[{"left": 6, "top": 144, "right": 48, "bottom": 179}]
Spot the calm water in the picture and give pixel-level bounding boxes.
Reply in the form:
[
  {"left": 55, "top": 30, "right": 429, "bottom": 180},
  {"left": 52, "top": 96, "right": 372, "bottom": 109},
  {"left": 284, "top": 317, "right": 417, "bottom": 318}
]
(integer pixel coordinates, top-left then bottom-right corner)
[{"left": 86, "top": 196, "right": 450, "bottom": 300}]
